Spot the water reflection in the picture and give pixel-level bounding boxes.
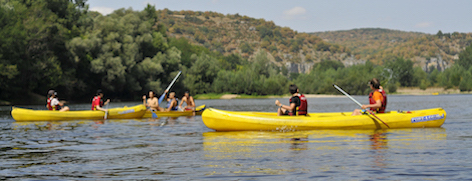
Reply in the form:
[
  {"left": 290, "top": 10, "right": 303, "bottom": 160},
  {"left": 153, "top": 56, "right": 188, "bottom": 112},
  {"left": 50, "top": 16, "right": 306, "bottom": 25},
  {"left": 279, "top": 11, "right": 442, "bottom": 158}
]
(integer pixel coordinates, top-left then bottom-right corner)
[
  {"left": 369, "top": 130, "right": 388, "bottom": 168},
  {"left": 202, "top": 129, "right": 446, "bottom": 176}
]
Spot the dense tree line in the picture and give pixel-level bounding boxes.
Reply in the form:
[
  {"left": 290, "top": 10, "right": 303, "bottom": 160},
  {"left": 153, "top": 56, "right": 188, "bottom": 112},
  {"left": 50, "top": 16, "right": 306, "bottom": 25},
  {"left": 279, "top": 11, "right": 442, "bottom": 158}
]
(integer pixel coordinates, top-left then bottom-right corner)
[{"left": 1, "top": 1, "right": 471, "bottom": 104}]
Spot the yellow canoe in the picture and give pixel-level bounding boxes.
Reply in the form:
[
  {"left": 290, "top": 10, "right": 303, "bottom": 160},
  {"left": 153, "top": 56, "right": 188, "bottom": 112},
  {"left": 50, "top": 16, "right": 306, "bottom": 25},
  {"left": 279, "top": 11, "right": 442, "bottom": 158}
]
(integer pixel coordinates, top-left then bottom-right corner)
[
  {"left": 11, "top": 104, "right": 147, "bottom": 121},
  {"left": 142, "top": 104, "right": 206, "bottom": 118},
  {"left": 202, "top": 108, "right": 446, "bottom": 131}
]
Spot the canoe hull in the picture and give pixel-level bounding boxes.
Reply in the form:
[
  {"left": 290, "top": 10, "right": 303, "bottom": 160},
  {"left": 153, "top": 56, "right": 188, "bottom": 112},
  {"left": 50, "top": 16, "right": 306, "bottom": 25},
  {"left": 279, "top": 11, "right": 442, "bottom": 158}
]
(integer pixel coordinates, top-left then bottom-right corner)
[
  {"left": 12, "top": 104, "right": 147, "bottom": 121},
  {"left": 202, "top": 108, "right": 446, "bottom": 131}
]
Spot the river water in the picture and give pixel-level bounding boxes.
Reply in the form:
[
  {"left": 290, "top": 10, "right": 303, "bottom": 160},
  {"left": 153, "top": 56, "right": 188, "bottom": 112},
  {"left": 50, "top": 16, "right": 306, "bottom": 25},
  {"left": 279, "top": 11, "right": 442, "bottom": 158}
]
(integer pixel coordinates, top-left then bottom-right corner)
[{"left": 0, "top": 94, "right": 471, "bottom": 180}]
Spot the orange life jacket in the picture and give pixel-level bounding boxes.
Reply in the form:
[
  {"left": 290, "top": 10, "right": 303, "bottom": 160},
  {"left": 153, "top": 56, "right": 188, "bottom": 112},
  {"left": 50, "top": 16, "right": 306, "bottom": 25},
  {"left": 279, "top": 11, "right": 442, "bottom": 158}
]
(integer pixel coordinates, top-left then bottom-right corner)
[{"left": 369, "top": 89, "right": 387, "bottom": 113}]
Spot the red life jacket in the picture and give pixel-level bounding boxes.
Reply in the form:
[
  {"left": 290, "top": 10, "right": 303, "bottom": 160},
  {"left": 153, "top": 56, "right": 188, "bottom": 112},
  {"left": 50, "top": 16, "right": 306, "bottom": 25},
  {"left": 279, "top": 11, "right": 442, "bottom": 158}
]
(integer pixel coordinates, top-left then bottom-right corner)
[
  {"left": 297, "top": 94, "right": 308, "bottom": 116},
  {"left": 91, "top": 96, "right": 103, "bottom": 110},
  {"left": 47, "top": 97, "right": 54, "bottom": 110},
  {"left": 369, "top": 89, "right": 387, "bottom": 113}
]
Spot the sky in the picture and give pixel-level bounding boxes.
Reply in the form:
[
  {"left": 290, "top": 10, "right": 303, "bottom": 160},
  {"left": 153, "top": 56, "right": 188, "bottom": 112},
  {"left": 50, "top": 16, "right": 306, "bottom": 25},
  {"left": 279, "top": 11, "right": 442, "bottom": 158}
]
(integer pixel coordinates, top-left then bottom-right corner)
[{"left": 87, "top": 0, "right": 472, "bottom": 34}]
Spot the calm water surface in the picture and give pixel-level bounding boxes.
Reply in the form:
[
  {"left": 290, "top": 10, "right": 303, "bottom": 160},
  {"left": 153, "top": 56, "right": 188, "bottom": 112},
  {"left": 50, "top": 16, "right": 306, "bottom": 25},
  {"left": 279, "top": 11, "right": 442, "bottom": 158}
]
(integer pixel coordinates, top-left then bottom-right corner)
[{"left": 1, "top": 94, "right": 471, "bottom": 180}]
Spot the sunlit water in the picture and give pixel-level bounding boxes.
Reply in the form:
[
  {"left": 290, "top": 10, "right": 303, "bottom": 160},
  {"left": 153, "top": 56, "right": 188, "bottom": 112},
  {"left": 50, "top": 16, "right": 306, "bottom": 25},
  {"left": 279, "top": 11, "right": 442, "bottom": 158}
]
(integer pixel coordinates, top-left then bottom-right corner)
[{"left": 1, "top": 94, "right": 471, "bottom": 180}]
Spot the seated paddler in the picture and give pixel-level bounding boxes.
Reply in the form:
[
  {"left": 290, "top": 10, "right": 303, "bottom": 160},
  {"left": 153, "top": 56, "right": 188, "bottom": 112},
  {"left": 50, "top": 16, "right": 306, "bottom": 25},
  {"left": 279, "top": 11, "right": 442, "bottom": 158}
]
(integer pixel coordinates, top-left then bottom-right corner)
[
  {"left": 154, "top": 91, "right": 180, "bottom": 112},
  {"left": 143, "top": 90, "right": 159, "bottom": 111},
  {"left": 352, "top": 78, "right": 387, "bottom": 115},
  {"left": 275, "top": 84, "right": 307, "bottom": 116},
  {"left": 46, "top": 90, "right": 70, "bottom": 112},
  {"left": 91, "top": 89, "right": 110, "bottom": 111}
]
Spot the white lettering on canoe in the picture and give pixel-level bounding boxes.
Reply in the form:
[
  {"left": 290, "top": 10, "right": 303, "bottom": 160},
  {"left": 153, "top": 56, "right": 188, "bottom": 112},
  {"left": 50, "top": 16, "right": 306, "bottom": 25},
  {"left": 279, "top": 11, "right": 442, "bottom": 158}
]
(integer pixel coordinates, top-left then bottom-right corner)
[
  {"left": 118, "top": 109, "right": 135, "bottom": 115},
  {"left": 411, "top": 114, "right": 444, "bottom": 123}
]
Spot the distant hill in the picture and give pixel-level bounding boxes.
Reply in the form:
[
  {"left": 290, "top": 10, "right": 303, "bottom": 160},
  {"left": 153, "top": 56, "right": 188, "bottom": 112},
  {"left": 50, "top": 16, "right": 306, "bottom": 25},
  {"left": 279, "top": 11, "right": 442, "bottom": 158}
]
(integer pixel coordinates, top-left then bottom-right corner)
[
  {"left": 155, "top": 9, "right": 359, "bottom": 73},
  {"left": 312, "top": 28, "right": 472, "bottom": 71},
  {"left": 155, "top": 9, "right": 472, "bottom": 73}
]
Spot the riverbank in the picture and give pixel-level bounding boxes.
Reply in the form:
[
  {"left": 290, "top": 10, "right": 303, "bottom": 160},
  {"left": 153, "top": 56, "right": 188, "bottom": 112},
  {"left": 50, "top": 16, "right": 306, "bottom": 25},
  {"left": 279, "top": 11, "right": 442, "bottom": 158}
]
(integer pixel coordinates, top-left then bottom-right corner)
[
  {"left": 194, "top": 87, "right": 469, "bottom": 100},
  {"left": 395, "top": 87, "right": 465, "bottom": 95}
]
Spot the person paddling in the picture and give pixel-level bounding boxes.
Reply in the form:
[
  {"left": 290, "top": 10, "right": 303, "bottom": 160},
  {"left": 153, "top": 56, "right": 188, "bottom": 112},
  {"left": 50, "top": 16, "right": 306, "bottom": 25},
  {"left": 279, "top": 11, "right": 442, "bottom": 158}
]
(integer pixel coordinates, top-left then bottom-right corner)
[
  {"left": 352, "top": 78, "right": 387, "bottom": 115},
  {"left": 143, "top": 90, "right": 159, "bottom": 111},
  {"left": 91, "top": 89, "right": 110, "bottom": 111},
  {"left": 275, "top": 84, "right": 307, "bottom": 116},
  {"left": 166, "top": 92, "right": 179, "bottom": 111},
  {"left": 46, "top": 90, "right": 70, "bottom": 112},
  {"left": 179, "top": 91, "right": 196, "bottom": 111},
  {"left": 153, "top": 91, "right": 179, "bottom": 112}
]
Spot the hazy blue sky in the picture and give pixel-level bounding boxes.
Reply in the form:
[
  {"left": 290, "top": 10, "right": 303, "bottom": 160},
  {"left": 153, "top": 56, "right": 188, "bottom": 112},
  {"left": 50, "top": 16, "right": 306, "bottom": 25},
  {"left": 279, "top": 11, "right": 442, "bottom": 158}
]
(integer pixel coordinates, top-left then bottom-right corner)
[{"left": 88, "top": 0, "right": 472, "bottom": 34}]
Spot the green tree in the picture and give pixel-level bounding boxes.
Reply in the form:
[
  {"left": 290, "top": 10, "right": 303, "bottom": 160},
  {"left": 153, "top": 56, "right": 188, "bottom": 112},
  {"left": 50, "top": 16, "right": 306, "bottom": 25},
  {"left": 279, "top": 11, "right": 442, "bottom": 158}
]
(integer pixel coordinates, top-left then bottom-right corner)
[
  {"left": 385, "top": 57, "right": 415, "bottom": 87},
  {"left": 456, "top": 44, "right": 472, "bottom": 70},
  {"left": 183, "top": 53, "right": 219, "bottom": 94},
  {"left": 459, "top": 67, "right": 472, "bottom": 92},
  {"left": 240, "top": 42, "right": 253, "bottom": 54},
  {"left": 439, "top": 64, "right": 464, "bottom": 89}
]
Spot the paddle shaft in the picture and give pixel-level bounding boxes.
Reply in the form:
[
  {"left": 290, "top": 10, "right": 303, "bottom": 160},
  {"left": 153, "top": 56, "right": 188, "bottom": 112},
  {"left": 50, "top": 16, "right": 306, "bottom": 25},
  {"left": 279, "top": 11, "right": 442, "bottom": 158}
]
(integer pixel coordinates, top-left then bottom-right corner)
[
  {"left": 333, "top": 85, "right": 363, "bottom": 107},
  {"left": 158, "top": 71, "right": 182, "bottom": 105},
  {"left": 104, "top": 103, "right": 108, "bottom": 120},
  {"left": 333, "top": 84, "right": 390, "bottom": 128}
]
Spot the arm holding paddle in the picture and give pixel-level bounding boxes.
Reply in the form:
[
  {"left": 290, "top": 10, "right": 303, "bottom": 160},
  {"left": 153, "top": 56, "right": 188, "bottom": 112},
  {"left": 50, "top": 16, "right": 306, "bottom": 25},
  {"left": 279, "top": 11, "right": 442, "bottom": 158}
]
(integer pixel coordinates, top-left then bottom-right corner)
[
  {"left": 333, "top": 84, "right": 390, "bottom": 128},
  {"left": 94, "top": 99, "right": 110, "bottom": 111},
  {"left": 353, "top": 99, "right": 381, "bottom": 115},
  {"left": 158, "top": 71, "right": 181, "bottom": 105}
]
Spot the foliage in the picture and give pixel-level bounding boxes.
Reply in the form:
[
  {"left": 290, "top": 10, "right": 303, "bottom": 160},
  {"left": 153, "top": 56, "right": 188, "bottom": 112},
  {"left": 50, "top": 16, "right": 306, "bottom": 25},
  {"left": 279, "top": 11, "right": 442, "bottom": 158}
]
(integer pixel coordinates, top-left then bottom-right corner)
[
  {"left": 313, "top": 28, "right": 472, "bottom": 65},
  {"left": 457, "top": 45, "right": 472, "bottom": 70},
  {"left": 2, "top": 1, "right": 472, "bottom": 104},
  {"left": 385, "top": 58, "right": 414, "bottom": 86}
]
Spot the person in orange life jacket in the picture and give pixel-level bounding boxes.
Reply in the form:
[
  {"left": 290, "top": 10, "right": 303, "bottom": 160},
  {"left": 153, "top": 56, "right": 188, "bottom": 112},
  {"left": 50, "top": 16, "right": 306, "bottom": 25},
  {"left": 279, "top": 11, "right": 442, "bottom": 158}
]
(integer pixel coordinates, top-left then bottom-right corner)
[
  {"left": 46, "top": 90, "right": 69, "bottom": 112},
  {"left": 91, "top": 89, "right": 110, "bottom": 111},
  {"left": 352, "top": 78, "right": 387, "bottom": 115},
  {"left": 142, "top": 90, "right": 159, "bottom": 111},
  {"left": 154, "top": 91, "right": 179, "bottom": 112},
  {"left": 275, "top": 84, "right": 307, "bottom": 116}
]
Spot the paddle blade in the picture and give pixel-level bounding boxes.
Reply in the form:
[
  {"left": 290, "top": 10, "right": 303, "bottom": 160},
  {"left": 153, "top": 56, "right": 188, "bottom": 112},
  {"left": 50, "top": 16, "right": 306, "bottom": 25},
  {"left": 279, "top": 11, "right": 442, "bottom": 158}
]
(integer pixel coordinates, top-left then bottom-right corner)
[
  {"left": 158, "top": 93, "right": 166, "bottom": 105},
  {"left": 152, "top": 111, "right": 158, "bottom": 118}
]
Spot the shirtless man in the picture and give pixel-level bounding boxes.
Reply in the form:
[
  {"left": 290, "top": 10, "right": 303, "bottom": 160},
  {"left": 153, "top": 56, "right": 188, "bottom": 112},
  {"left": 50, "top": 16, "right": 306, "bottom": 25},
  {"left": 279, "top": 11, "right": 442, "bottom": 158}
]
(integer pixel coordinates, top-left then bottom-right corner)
[
  {"left": 179, "top": 91, "right": 195, "bottom": 111},
  {"left": 142, "top": 90, "right": 159, "bottom": 111}
]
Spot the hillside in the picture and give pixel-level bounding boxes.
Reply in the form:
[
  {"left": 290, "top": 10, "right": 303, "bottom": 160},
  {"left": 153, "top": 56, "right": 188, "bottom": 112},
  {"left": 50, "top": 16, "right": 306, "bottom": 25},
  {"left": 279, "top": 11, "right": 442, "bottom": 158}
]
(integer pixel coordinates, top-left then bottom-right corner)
[
  {"left": 154, "top": 9, "right": 359, "bottom": 73},
  {"left": 312, "top": 28, "right": 472, "bottom": 71}
]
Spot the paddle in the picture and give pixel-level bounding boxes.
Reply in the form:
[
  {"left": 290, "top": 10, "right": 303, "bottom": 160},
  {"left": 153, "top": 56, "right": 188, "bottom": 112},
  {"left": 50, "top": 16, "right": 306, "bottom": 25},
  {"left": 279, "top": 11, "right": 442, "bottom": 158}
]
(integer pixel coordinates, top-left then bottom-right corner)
[
  {"left": 104, "top": 102, "right": 109, "bottom": 120},
  {"left": 158, "top": 71, "right": 182, "bottom": 105},
  {"left": 333, "top": 84, "right": 390, "bottom": 128}
]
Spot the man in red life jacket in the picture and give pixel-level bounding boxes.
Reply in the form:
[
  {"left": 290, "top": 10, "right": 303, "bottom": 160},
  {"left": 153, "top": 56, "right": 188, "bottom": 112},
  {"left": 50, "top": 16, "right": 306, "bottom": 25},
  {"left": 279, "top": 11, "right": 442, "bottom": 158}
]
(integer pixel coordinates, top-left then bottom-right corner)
[
  {"left": 46, "top": 90, "right": 69, "bottom": 112},
  {"left": 91, "top": 89, "right": 110, "bottom": 111},
  {"left": 352, "top": 78, "right": 387, "bottom": 115},
  {"left": 275, "top": 84, "right": 308, "bottom": 116}
]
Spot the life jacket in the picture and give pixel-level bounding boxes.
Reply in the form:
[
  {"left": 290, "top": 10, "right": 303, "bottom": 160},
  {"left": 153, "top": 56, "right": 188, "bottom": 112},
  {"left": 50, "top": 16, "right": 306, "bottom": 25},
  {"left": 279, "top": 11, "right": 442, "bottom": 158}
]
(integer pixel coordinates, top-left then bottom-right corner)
[
  {"left": 297, "top": 94, "right": 308, "bottom": 116},
  {"left": 91, "top": 96, "right": 103, "bottom": 110},
  {"left": 167, "top": 98, "right": 179, "bottom": 111},
  {"left": 47, "top": 97, "right": 54, "bottom": 110},
  {"left": 369, "top": 89, "right": 387, "bottom": 113},
  {"left": 288, "top": 95, "right": 306, "bottom": 116}
]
